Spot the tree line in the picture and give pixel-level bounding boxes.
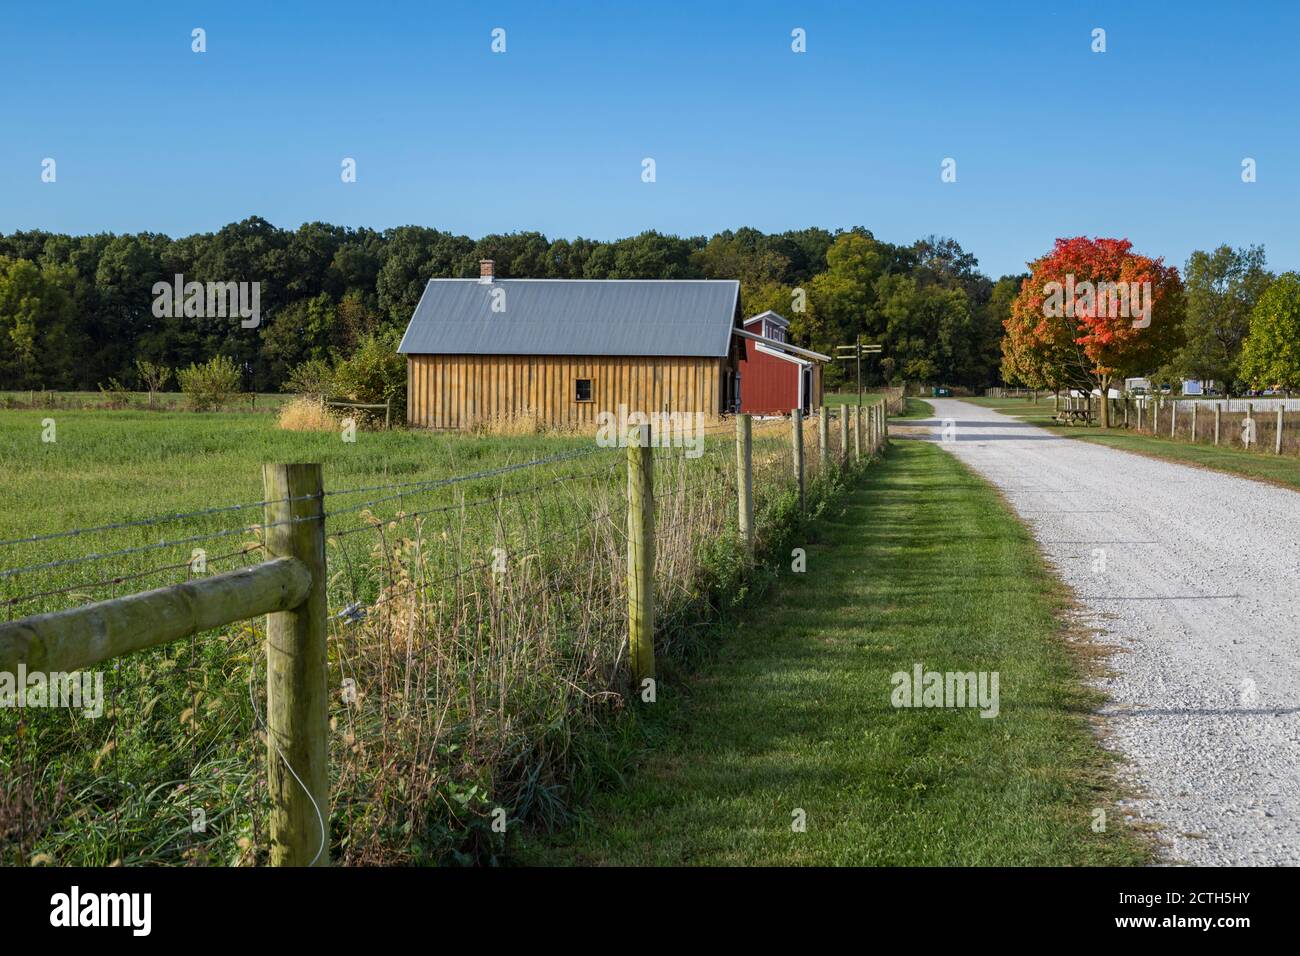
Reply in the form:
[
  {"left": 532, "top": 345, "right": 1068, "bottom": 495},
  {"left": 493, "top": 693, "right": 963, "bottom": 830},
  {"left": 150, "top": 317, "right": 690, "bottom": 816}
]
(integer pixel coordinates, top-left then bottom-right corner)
[{"left": 0, "top": 217, "right": 1014, "bottom": 393}]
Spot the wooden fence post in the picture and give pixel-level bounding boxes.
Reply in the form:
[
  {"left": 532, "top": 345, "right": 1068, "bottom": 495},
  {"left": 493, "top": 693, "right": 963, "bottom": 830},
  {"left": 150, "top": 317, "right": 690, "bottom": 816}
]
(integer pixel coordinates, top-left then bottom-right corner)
[
  {"left": 1276, "top": 405, "right": 1284, "bottom": 455},
  {"left": 1170, "top": 400, "right": 1177, "bottom": 438},
  {"left": 853, "top": 405, "right": 862, "bottom": 461},
  {"left": 1136, "top": 399, "right": 1142, "bottom": 431},
  {"left": 818, "top": 408, "right": 829, "bottom": 474},
  {"left": 1247, "top": 403, "right": 1254, "bottom": 447},
  {"left": 261, "top": 463, "right": 330, "bottom": 867},
  {"left": 839, "top": 405, "right": 849, "bottom": 463},
  {"left": 626, "top": 424, "right": 656, "bottom": 686},
  {"left": 1191, "top": 402, "right": 1197, "bottom": 441},
  {"left": 736, "top": 414, "right": 753, "bottom": 547},
  {"left": 1214, "top": 403, "right": 1221, "bottom": 445},
  {"left": 792, "top": 409, "right": 805, "bottom": 512}
]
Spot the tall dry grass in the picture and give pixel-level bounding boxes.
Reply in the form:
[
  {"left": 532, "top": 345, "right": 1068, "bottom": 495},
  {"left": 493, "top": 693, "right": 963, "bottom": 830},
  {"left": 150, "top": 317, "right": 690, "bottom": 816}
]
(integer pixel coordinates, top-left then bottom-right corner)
[
  {"left": 325, "top": 438, "right": 764, "bottom": 863},
  {"left": 277, "top": 397, "right": 343, "bottom": 432}
]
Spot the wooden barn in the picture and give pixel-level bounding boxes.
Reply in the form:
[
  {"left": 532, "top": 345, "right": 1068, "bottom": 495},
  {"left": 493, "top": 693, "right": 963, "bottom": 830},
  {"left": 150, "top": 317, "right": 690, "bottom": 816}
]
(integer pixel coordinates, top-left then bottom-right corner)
[
  {"left": 734, "top": 310, "right": 829, "bottom": 415},
  {"left": 399, "top": 261, "right": 746, "bottom": 429}
]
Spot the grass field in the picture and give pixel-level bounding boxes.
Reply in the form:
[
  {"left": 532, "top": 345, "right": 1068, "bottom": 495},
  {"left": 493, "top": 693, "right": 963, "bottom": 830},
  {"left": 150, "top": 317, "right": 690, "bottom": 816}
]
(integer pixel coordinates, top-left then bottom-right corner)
[
  {"left": 823, "top": 391, "right": 883, "bottom": 406},
  {"left": 0, "top": 408, "right": 589, "bottom": 546},
  {"left": 520, "top": 438, "right": 1147, "bottom": 865},
  {"left": 961, "top": 395, "right": 1300, "bottom": 491},
  {"left": 1, "top": 391, "right": 290, "bottom": 412},
  {"left": 824, "top": 393, "right": 934, "bottom": 421},
  {"left": 0, "top": 405, "right": 861, "bottom": 865}
]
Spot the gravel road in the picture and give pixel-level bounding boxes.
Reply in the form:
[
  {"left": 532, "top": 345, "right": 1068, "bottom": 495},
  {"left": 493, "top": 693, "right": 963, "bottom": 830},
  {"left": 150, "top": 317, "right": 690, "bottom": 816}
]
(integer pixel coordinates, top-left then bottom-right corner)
[{"left": 918, "top": 398, "right": 1300, "bottom": 865}]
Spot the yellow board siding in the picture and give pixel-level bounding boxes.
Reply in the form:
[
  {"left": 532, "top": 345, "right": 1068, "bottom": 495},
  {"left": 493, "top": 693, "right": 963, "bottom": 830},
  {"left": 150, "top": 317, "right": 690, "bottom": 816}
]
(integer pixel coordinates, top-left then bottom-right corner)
[{"left": 407, "top": 355, "right": 730, "bottom": 429}]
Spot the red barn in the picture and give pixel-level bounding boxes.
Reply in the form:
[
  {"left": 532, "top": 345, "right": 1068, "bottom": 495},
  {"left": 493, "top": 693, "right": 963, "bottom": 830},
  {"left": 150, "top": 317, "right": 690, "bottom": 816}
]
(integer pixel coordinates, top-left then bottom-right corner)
[{"left": 733, "top": 311, "right": 829, "bottom": 415}]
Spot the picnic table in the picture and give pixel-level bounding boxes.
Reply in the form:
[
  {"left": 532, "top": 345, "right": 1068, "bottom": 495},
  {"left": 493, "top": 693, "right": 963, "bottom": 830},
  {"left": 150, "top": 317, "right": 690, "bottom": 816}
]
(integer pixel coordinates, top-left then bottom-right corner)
[{"left": 1055, "top": 402, "right": 1095, "bottom": 426}]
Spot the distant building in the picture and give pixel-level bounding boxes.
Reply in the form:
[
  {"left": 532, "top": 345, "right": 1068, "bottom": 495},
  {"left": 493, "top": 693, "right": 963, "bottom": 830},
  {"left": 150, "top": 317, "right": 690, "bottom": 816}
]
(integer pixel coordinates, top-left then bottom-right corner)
[
  {"left": 398, "top": 262, "right": 745, "bottom": 428},
  {"left": 734, "top": 311, "right": 829, "bottom": 416}
]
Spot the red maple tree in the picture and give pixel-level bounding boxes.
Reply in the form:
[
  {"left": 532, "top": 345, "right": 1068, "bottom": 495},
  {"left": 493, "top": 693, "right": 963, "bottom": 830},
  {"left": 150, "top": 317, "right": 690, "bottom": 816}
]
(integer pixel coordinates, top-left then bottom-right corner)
[{"left": 1002, "top": 237, "right": 1184, "bottom": 425}]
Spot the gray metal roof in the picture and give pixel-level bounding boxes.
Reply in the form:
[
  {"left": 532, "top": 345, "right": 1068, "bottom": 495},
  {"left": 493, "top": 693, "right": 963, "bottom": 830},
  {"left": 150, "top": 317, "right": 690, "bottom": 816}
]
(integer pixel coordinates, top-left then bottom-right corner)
[{"left": 397, "top": 279, "right": 739, "bottom": 357}]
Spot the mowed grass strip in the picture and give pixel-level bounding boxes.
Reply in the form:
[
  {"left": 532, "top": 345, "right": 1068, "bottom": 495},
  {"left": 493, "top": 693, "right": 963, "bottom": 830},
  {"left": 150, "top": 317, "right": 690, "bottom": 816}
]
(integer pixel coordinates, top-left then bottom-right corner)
[
  {"left": 523, "top": 439, "right": 1148, "bottom": 866},
  {"left": 960, "top": 396, "right": 1300, "bottom": 492}
]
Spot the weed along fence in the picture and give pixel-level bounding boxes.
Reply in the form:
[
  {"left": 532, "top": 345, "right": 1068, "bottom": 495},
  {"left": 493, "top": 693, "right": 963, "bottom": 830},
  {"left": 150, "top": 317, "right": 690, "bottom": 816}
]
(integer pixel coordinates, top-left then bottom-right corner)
[{"left": 0, "top": 400, "right": 892, "bottom": 866}]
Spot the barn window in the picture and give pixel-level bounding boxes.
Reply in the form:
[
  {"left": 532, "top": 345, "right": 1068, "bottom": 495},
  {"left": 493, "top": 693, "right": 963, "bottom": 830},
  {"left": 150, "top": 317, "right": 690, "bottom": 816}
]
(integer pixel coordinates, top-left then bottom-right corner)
[{"left": 574, "top": 378, "right": 593, "bottom": 402}]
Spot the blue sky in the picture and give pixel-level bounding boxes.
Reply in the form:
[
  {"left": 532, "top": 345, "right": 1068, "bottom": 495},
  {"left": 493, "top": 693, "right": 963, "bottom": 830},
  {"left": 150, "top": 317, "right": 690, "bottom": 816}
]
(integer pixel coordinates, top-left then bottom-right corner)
[{"left": 1, "top": 0, "right": 1296, "bottom": 278}]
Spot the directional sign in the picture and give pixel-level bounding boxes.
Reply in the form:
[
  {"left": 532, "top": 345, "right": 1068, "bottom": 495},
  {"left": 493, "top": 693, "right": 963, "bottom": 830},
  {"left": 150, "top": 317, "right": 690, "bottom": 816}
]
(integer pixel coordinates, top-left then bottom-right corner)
[{"left": 835, "top": 338, "right": 884, "bottom": 405}]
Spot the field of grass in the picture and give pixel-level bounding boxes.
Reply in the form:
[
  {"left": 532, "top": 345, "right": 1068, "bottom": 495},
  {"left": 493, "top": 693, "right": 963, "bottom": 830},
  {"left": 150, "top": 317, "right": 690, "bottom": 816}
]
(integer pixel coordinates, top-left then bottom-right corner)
[
  {"left": 0, "top": 408, "right": 589, "bottom": 549},
  {"left": 823, "top": 392, "right": 932, "bottom": 420},
  {"left": 823, "top": 391, "right": 882, "bottom": 406},
  {"left": 1, "top": 390, "right": 290, "bottom": 412},
  {"left": 0, "top": 405, "right": 871, "bottom": 866},
  {"left": 960, "top": 396, "right": 1300, "bottom": 491},
  {"left": 520, "top": 439, "right": 1147, "bottom": 865}
]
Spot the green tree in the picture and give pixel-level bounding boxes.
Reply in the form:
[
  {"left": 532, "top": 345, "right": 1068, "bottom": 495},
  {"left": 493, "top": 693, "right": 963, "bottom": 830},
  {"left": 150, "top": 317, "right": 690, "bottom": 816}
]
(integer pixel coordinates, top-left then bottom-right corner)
[
  {"left": 875, "top": 274, "right": 974, "bottom": 387},
  {"left": 741, "top": 281, "right": 797, "bottom": 320},
  {"left": 134, "top": 359, "right": 173, "bottom": 407},
  {"left": 800, "top": 233, "right": 889, "bottom": 357},
  {"left": 1164, "top": 245, "right": 1271, "bottom": 395},
  {"left": 1239, "top": 273, "right": 1300, "bottom": 390},
  {"left": 693, "top": 228, "right": 792, "bottom": 287},
  {"left": 0, "top": 257, "right": 80, "bottom": 388},
  {"left": 980, "top": 275, "right": 1025, "bottom": 387}
]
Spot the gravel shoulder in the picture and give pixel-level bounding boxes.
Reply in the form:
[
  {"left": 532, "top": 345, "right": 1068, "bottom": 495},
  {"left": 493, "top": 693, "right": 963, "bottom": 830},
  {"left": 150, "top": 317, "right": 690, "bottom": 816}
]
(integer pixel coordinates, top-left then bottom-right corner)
[{"left": 916, "top": 398, "right": 1300, "bottom": 866}]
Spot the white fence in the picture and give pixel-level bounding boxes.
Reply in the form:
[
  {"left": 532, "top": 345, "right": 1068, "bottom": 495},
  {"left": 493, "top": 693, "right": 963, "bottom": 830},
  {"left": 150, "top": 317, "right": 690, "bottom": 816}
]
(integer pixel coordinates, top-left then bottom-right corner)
[{"left": 1138, "top": 397, "right": 1300, "bottom": 413}]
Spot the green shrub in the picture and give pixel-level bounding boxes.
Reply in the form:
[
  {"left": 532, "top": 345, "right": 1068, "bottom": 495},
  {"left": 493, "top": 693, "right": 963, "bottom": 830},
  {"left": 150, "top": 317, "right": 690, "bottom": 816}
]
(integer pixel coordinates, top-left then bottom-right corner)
[
  {"left": 284, "top": 358, "right": 335, "bottom": 401},
  {"left": 332, "top": 332, "right": 405, "bottom": 421},
  {"left": 97, "top": 377, "right": 132, "bottom": 409},
  {"left": 177, "top": 355, "right": 242, "bottom": 410}
]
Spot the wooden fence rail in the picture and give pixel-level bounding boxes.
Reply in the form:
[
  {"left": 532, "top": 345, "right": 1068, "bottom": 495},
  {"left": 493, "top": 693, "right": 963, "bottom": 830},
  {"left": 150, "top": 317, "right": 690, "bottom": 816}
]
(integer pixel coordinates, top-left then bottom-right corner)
[
  {"left": 326, "top": 398, "right": 392, "bottom": 428},
  {"left": 0, "top": 463, "right": 331, "bottom": 868},
  {"left": 0, "top": 401, "right": 894, "bottom": 866},
  {"left": 0, "top": 559, "right": 309, "bottom": 673}
]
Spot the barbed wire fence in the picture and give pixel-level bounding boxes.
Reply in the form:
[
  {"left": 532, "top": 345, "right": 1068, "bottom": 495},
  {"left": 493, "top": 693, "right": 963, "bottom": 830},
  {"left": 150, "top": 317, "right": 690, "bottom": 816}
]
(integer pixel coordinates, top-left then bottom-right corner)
[{"left": 0, "top": 403, "right": 892, "bottom": 866}]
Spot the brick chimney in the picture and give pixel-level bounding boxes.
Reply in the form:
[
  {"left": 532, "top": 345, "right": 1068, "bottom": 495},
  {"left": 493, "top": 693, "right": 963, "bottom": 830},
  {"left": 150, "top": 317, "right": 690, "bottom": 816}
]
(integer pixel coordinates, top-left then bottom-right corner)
[{"left": 479, "top": 259, "right": 495, "bottom": 282}]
